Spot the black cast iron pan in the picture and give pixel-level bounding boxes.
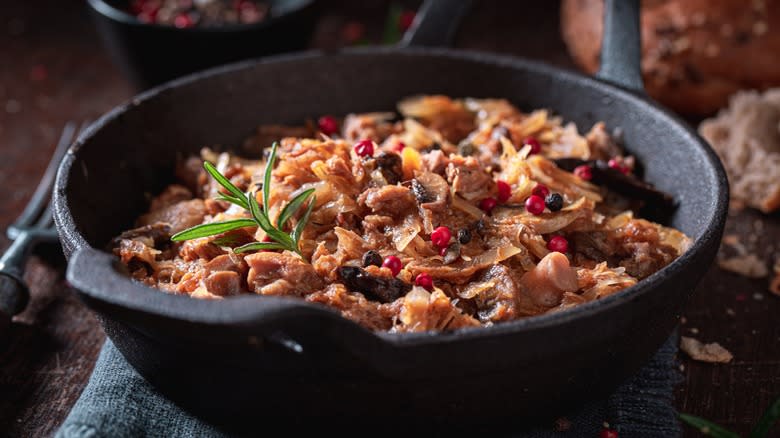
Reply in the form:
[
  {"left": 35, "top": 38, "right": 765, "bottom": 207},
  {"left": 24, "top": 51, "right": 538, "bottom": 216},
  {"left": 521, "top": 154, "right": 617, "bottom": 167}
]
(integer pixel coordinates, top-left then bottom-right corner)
[{"left": 54, "top": 0, "right": 728, "bottom": 432}]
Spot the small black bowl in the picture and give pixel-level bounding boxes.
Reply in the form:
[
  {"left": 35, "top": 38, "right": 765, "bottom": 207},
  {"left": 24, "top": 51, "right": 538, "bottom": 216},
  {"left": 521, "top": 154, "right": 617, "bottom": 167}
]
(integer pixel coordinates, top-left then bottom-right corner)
[{"left": 87, "top": 0, "right": 318, "bottom": 89}]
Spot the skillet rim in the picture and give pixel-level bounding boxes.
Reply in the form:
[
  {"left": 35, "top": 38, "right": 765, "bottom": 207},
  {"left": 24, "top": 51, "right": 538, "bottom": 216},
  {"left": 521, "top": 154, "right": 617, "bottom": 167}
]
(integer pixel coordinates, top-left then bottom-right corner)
[{"left": 54, "top": 46, "right": 729, "bottom": 346}]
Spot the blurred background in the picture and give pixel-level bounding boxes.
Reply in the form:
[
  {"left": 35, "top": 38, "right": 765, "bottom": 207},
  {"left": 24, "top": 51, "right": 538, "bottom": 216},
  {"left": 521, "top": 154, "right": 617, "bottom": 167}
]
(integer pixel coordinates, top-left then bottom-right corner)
[{"left": 0, "top": 1, "right": 778, "bottom": 436}]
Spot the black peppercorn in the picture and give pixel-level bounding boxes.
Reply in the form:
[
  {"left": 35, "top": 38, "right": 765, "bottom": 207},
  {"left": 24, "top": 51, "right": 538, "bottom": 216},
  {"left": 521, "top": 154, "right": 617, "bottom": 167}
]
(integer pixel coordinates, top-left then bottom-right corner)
[
  {"left": 545, "top": 193, "right": 564, "bottom": 212},
  {"left": 362, "top": 250, "right": 383, "bottom": 268},
  {"left": 457, "top": 228, "right": 472, "bottom": 244},
  {"left": 457, "top": 140, "right": 475, "bottom": 156}
]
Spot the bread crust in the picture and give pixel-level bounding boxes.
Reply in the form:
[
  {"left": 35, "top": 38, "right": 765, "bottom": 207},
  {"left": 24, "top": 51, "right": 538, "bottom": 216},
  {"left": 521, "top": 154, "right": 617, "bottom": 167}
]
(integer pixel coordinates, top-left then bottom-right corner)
[{"left": 561, "top": 0, "right": 780, "bottom": 115}]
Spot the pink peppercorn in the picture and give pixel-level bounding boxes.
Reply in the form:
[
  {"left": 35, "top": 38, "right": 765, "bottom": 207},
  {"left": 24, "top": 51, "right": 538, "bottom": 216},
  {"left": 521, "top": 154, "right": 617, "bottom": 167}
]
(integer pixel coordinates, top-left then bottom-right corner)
[
  {"left": 430, "top": 226, "right": 452, "bottom": 249},
  {"left": 354, "top": 139, "right": 374, "bottom": 157},
  {"left": 525, "top": 195, "right": 545, "bottom": 215},
  {"left": 382, "top": 255, "right": 403, "bottom": 276},
  {"left": 574, "top": 165, "right": 592, "bottom": 181},
  {"left": 496, "top": 180, "right": 512, "bottom": 203},
  {"left": 318, "top": 115, "right": 338, "bottom": 136},
  {"left": 532, "top": 184, "right": 550, "bottom": 198},
  {"left": 414, "top": 272, "right": 433, "bottom": 290},
  {"left": 479, "top": 197, "right": 498, "bottom": 213},
  {"left": 547, "top": 236, "right": 569, "bottom": 253},
  {"left": 523, "top": 136, "right": 541, "bottom": 155}
]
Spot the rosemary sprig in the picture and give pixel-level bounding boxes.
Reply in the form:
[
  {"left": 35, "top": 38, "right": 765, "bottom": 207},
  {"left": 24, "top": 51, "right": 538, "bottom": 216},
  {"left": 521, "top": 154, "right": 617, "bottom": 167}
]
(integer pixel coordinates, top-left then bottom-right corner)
[
  {"left": 170, "top": 142, "right": 316, "bottom": 260},
  {"left": 679, "top": 395, "right": 780, "bottom": 438}
]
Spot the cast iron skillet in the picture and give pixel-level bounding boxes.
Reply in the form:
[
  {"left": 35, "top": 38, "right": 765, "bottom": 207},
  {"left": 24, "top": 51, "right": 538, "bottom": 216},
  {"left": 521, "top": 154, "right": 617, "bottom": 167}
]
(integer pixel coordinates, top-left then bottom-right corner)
[{"left": 54, "top": 0, "right": 727, "bottom": 431}]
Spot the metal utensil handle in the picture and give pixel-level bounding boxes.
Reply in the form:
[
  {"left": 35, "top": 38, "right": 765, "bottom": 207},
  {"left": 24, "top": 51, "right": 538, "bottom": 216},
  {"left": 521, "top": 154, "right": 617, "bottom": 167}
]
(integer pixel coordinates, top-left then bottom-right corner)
[
  {"left": 400, "top": 0, "right": 472, "bottom": 48},
  {"left": 596, "top": 0, "right": 644, "bottom": 92},
  {"left": 0, "top": 233, "right": 33, "bottom": 325}
]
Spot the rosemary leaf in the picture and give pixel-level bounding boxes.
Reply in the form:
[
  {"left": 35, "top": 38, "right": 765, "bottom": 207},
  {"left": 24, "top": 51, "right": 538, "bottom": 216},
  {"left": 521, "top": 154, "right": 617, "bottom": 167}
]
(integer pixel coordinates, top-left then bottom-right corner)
[
  {"left": 277, "top": 188, "right": 315, "bottom": 228},
  {"left": 203, "top": 161, "right": 248, "bottom": 208},
  {"left": 215, "top": 195, "right": 248, "bottom": 209},
  {"left": 170, "top": 219, "right": 256, "bottom": 242},
  {"left": 749, "top": 395, "right": 780, "bottom": 438},
  {"left": 233, "top": 241, "right": 287, "bottom": 254},
  {"left": 679, "top": 414, "right": 740, "bottom": 438},
  {"left": 247, "top": 191, "right": 294, "bottom": 248},
  {"left": 262, "top": 142, "right": 278, "bottom": 217},
  {"left": 291, "top": 195, "right": 316, "bottom": 245}
]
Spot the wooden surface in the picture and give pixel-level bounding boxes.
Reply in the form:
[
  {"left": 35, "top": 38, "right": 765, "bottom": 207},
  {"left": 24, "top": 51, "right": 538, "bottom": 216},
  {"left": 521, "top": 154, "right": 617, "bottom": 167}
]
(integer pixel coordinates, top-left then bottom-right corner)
[{"left": 0, "top": 1, "right": 777, "bottom": 437}]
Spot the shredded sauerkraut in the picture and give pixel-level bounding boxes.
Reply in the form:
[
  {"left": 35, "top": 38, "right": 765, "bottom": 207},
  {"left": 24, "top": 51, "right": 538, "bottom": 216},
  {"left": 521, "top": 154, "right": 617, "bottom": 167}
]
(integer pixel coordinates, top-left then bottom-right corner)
[{"left": 112, "top": 95, "right": 689, "bottom": 332}]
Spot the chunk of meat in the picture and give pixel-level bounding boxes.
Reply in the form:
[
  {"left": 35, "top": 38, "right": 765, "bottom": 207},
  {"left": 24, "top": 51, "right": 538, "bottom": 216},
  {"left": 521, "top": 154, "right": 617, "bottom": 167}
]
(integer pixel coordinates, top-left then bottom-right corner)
[
  {"left": 573, "top": 218, "right": 682, "bottom": 279},
  {"left": 459, "top": 264, "right": 521, "bottom": 323},
  {"left": 114, "top": 239, "right": 160, "bottom": 266},
  {"left": 446, "top": 156, "right": 494, "bottom": 201},
  {"left": 204, "top": 254, "right": 247, "bottom": 275},
  {"left": 149, "top": 184, "right": 193, "bottom": 212},
  {"left": 111, "top": 223, "right": 171, "bottom": 267},
  {"left": 585, "top": 122, "right": 622, "bottom": 160},
  {"left": 113, "top": 223, "right": 171, "bottom": 246},
  {"left": 306, "top": 284, "right": 398, "bottom": 331},
  {"left": 342, "top": 112, "right": 397, "bottom": 143},
  {"left": 358, "top": 185, "right": 417, "bottom": 217},
  {"left": 421, "top": 149, "right": 450, "bottom": 175},
  {"left": 203, "top": 271, "right": 242, "bottom": 296},
  {"left": 394, "top": 287, "right": 480, "bottom": 332},
  {"left": 518, "top": 252, "right": 578, "bottom": 313},
  {"left": 608, "top": 219, "right": 680, "bottom": 279},
  {"left": 179, "top": 237, "right": 225, "bottom": 262},
  {"left": 138, "top": 199, "right": 207, "bottom": 234},
  {"left": 245, "top": 252, "right": 324, "bottom": 297}
]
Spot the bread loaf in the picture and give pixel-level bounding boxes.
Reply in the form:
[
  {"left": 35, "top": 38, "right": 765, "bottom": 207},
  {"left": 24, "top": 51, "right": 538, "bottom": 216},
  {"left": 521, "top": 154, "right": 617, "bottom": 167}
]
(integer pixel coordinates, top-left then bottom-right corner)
[{"left": 561, "top": 0, "right": 780, "bottom": 115}]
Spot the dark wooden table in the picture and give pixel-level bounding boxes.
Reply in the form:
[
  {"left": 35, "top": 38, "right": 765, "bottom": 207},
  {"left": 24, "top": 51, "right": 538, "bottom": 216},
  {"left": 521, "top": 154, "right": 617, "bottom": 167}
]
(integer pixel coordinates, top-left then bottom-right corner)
[{"left": 1, "top": 1, "right": 778, "bottom": 436}]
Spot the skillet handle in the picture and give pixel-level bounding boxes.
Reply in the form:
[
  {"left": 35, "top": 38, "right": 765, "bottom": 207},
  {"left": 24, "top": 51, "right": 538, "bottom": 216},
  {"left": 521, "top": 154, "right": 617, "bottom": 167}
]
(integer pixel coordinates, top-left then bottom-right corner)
[
  {"left": 66, "top": 246, "right": 382, "bottom": 361},
  {"left": 400, "top": 0, "right": 472, "bottom": 48},
  {"left": 596, "top": 0, "right": 644, "bottom": 93}
]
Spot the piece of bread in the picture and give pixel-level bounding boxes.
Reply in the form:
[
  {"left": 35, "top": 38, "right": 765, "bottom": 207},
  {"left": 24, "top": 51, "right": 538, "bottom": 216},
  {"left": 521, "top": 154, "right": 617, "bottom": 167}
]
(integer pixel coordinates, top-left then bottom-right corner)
[
  {"left": 699, "top": 88, "right": 780, "bottom": 213},
  {"left": 560, "top": 0, "right": 780, "bottom": 115}
]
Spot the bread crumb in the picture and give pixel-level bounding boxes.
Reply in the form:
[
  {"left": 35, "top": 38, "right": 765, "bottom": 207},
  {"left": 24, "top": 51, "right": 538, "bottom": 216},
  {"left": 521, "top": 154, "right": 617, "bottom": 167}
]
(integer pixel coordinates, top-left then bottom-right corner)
[
  {"left": 726, "top": 307, "right": 736, "bottom": 316},
  {"left": 753, "top": 292, "right": 765, "bottom": 301},
  {"left": 718, "top": 254, "right": 769, "bottom": 278},
  {"left": 680, "top": 336, "right": 734, "bottom": 363},
  {"left": 699, "top": 89, "right": 780, "bottom": 213}
]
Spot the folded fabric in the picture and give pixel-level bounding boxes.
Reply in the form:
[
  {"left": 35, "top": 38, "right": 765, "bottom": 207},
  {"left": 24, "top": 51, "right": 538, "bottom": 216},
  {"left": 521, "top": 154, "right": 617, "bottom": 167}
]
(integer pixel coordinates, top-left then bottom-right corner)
[{"left": 56, "top": 334, "right": 681, "bottom": 437}]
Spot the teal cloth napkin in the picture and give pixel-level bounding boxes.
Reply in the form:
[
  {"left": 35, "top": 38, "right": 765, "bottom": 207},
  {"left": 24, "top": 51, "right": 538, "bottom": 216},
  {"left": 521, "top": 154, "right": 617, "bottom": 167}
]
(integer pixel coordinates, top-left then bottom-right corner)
[{"left": 57, "top": 334, "right": 681, "bottom": 437}]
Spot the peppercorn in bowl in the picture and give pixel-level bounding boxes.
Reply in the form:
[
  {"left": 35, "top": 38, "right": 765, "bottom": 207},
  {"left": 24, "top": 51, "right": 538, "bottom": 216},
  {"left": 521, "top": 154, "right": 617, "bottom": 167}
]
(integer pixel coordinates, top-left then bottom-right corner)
[
  {"left": 111, "top": 95, "right": 691, "bottom": 332},
  {"left": 87, "top": 0, "right": 317, "bottom": 87}
]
